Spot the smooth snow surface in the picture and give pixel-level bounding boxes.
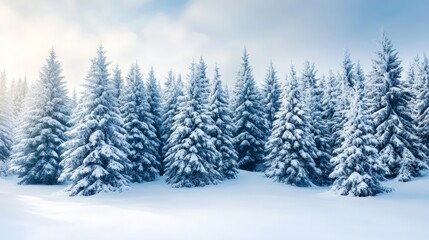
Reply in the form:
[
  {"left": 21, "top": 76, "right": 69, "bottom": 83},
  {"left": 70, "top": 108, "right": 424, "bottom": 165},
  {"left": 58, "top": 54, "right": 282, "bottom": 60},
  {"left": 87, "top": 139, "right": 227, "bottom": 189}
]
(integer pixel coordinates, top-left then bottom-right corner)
[{"left": 1, "top": 170, "right": 428, "bottom": 240}]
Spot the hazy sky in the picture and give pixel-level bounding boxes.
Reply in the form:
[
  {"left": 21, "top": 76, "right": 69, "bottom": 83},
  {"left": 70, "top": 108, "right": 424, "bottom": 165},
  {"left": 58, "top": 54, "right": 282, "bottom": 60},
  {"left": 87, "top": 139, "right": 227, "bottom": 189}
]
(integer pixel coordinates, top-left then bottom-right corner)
[{"left": 1, "top": 0, "right": 429, "bottom": 92}]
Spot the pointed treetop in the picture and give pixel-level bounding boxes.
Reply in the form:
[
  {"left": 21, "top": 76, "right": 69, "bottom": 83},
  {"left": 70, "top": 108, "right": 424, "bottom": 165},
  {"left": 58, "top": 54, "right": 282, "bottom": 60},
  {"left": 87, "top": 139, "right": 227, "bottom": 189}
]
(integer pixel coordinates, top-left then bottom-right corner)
[{"left": 148, "top": 66, "right": 155, "bottom": 77}]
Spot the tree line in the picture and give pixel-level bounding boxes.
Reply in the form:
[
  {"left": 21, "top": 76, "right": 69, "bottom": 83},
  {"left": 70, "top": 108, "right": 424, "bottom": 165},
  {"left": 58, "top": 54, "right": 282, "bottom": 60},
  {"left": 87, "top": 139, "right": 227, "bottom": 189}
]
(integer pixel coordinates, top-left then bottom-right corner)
[{"left": 0, "top": 32, "right": 428, "bottom": 197}]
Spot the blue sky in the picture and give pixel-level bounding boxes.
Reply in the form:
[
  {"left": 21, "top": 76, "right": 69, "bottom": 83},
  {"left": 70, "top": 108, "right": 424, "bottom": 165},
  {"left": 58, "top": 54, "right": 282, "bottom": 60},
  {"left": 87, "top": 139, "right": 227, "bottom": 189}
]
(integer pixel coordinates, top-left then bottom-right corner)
[{"left": 1, "top": 0, "right": 428, "bottom": 90}]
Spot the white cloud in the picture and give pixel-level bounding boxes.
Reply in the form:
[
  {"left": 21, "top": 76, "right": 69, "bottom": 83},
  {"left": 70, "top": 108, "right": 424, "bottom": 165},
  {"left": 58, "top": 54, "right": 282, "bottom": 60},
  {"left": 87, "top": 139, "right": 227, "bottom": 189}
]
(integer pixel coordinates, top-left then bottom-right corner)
[{"left": 0, "top": 0, "right": 425, "bottom": 94}]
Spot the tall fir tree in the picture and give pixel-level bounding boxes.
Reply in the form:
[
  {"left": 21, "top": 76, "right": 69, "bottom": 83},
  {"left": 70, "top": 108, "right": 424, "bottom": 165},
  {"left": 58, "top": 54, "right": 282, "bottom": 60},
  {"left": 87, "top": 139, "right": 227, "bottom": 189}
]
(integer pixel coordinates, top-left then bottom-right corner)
[
  {"left": 164, "top": 60, "right": 223, "bottom": 187},
  {"left": 330, "top": 65, "right": 389, "bottom": 197},
  {"left": 368, "top": 33, "right": 428, "bottom": 182},
  {"left": 0, "top": 71, "right": 12, "bottom": 175},
  {"left": 161, "top": 71, "right": 184, "bottom": 168},
  {"left": 261, "top": 61, "right": 282, "bottom": 136},
  {"left": 10, "top": 77, "right": 28, "bottom": 132},
  {"left": 209, "top": 65, "right": 238, "bottom": 179},
  {"left": 70, "top": 89, "right": 78, "bottom": 111},
  {"left": 60, "top": 46, "right": 132, "bottom": 196},
  {"left": 332, "top": 53, "right": 355, "bottom": 152},
  {"left": 10, "top": 50, "right": 71, "bottom": 184},
  {"left": 146, "top": 67, "right": 163, "bottom": 172},
  {"left": 407, "top": 56, "right": 421, "bottom": 97},
  {"left": 265, "top": 67, "right": 321, "bottom": 186},
  {"left": 121, "top": 64, "right": 159, "bottom": 182},
  {"left": 322, "top": 71, "right": 341, "bottom": 150},
  {"left": 161, "top": 70, "right": 177, "bottom": 156},
  {"left": 301, "top": 62, "right": 332, "bottom": 184},
  {"left": 232, "top": 49, "right": 268, "bottom": 171},
  {"left": 112, "top": 65, "right": 123, "bottom": 100},
  {"left": 416, "top": 56, "right": 429, "bottom": 149}
]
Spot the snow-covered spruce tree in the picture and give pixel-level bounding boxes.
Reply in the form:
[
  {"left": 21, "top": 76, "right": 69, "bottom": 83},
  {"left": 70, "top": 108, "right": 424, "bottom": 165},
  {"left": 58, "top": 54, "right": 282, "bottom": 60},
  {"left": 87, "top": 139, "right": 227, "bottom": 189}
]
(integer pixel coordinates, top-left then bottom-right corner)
[
  {"left": 301, "top": 62, "right": 332, "bottom": 184},
  {"left": 112, "top": 65, "right": 123, "bottom": 100},
  {"left": 11, "top": 77, "right": 28, "bottom": 120},
  {"left": 164, "top": 60, "right": 223, "bottom": 187},
  {"left": 332, "top": 53, "right": 355, "bottom": 152},
  {"left": 265, "top": 67, "right": 321, "bottom": 187},
  {"left": 196, "top": 58, "right": 211, "bottom": 106},
  {"left": 9, "top": 50, "right": 71, "bottom": 184},
  {"left": 322, "top": 71, "right": 341, "bottom": 150},
  {"left": 146, "top": 67, "right": 163, "bottom": 172},
  {"left": 70, "top": 89, "right": 78, "bottom": 111},
  {"left": 416, "top": 56, "right": 429, "bottom": 149},
  {"left": 261, "top": 61, "right": 281, "bottom": 136},
  {"left": 209, "top": 65, "right": 238, "bottom": 179},
  {"left": 330, "top": 67, "right": 389, "bottom": 197},
  {"left": 232, "top": 49, "right": 268, "bottom": 171},
  {"left": 161, "top": 71, "right": 184, "bottom": 164},
  {"left": 121, "top": 64, "right": 159, "bottom": 183},
  {"left": 354, "top": 62, "right": 365, "bottom": 96},
  {"left": 161, "top": 70, "right": 177, "bottom": 154},
  {"left": 368, "top": 33, "right": 428, "bottom": 182},
  {"left": 0, "top": 71, "right": 13, "bottom": 175},
  {"left": 60, "top": 46, "right": 132, "bottom": 196},
  {"left": 407, "top": 56, "right": 421, "bottom": 98}
]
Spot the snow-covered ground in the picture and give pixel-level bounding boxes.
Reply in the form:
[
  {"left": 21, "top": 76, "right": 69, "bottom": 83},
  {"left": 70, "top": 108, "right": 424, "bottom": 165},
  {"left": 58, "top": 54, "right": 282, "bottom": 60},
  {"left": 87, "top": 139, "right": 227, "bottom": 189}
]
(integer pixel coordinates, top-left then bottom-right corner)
[{"left": 1, "top": 170, "right": 428, "bottom": 240}]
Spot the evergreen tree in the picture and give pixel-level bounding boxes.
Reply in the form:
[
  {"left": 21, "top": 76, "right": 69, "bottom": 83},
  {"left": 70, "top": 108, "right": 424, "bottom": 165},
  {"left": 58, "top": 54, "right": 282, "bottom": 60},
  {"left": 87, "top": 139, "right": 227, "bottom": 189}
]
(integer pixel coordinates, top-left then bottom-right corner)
[
  {"left": 369, "top": 33, "right": 428, "bottom": 182},
  {"left": 70, "top": 89, "right": 78, "bottom": 111},
  {"left": 232, "top": 49, "right": 268, "bottom": 171},
  {"left": 332, "top": 53, "right": 355, "bottom": 152},
  {"left": 164, "top": 60, "right": 222, "bottom": 187},
  {"left": 161, "top": 71, "right": 184, "bottom": 164},
  {"left": 265, "top": 67, "right": 321, "bottom": 186},
  {"left": 112, "top": 65, "right": 123, "bottom": 100},
  {"left": 146, "top": 67, "right": 163, "bottom": 172},
  {"left": 0, "top": 71, "right": 12, "bottom": 175},
  {"left": 301, "top": 62, "right": 332, "bottom": 184},
  {"left": 60, "top": 46, "right": 131, "bottom": 196},
  {"left": 416, "top": 56, "right": 429, "bottom": 149},
  {"left": 261, "top": 61, "right": 281, "bottom": 135},
  {"left": 120, "top": 63, "right": 159, "bottom": 182},
  {"left": 354, "top": 62, "right": 365, "bottom": 96},
  {"left": 161, "top": 70, "right": 176, "bottom": 153},
  {"left": 322, "top": 71, "right": 340, "bottom": 150},
  {"left": 341, "top": 51, "right": 356, "bottom": 91},
  {"left": 10, "top": 50, "right": 71, "bottom": 184},
  {"left": 330, "top": 67, "right": 389, "bottom": 197},
  {"left": 11, "top": 77, "right": 28, "bottom": 119},
  {"left": 209, "top": 65, "right": 238, "bottom": 179}
]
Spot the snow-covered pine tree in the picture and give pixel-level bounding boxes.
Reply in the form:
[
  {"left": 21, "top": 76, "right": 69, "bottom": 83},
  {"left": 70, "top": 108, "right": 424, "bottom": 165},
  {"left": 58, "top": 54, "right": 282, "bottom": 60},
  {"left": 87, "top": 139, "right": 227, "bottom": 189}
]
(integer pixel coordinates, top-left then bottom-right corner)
[
  {"left": 161, "top": 70, "right": 176, "bottom": 154},
  {"left": 354, "top": 62, "right": 365, "bottom": 96},
  {"left": 60, "top": 46, "right": 132, "bottom": 196},
  {"left": 232, "top": 48, "right": 268, "bottom": 171},
  {"left": 112, "top": 65, "right": 123, "bottom": 100},
  {"left": 209, "top": 65, "right": 238, "bottom": 179},
  {"left": 301, "top": 62, "right": 332, "bottom": 184},
  {"left": 70, "top": 89, "right": 78, "bottom": 111},
  {"left": 368, "top": 33, "right": 428, "bottom": 182},
  {"left": 416, "top": 56, "right": 429, "bottom": 149},
  {"left": 0, "top": 71, "right": 12, "bottom": 175},
  {"left": 322, "top": 71, "right": 340, "bottom": 150},
  {"left": 161, "top": 71, "right": 184, "bottom": 165},
  {"left": 261, "top": 61, "right": 281, "bottom": 136},
  {"left": 265, "top": 67, "right": 321, "bottom": 186},
  {"left": 146, "top": 67, "right": 163, "bottom": 172},
  {"left": 121, "top": 63, "right": 159, "bottom": 183},
  {"left": 332, "top": 53, "right": 355, "bottom": 152},
  {"left": 9, "top": 50, "right": 71, "bottom": 184},
  {"left": 11, "top": 77, "right": 28, "bottom": 120},
  {"left": 196, "top": 58, "right": 211, "bottom": 106},
  {"left": 330, "top": 65, "right": 389, "bottom": 197},
  {"left": 164, "top": 60, "right": 222, "bottom": 187},
  {"left": 407, "top": 57, "right": 424, "bottom": 122}
]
